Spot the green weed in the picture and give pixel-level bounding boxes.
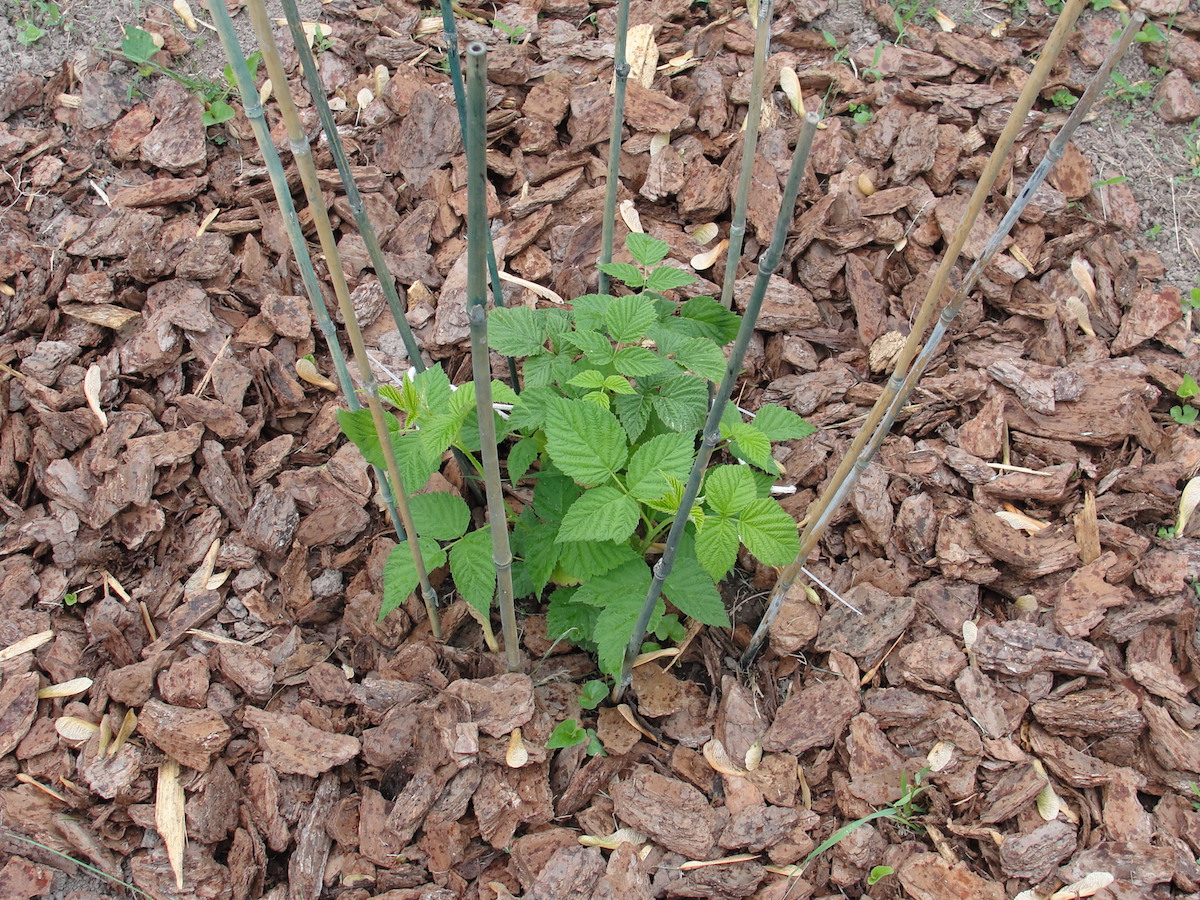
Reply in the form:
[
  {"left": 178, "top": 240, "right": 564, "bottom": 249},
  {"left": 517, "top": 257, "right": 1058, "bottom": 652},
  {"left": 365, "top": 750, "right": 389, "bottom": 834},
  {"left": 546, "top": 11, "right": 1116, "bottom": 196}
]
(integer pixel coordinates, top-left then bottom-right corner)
[{"left": 1050, "top": 87, "right": 1078, "bottom": 109}]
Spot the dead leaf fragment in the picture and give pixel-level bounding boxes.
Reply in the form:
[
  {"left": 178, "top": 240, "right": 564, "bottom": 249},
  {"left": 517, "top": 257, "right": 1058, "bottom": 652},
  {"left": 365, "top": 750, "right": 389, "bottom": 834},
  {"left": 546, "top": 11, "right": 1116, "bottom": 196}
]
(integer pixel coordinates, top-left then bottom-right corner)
[
  {"left": 155, "top": 758, "right": 186, "bottom": 891},
  {"left": 84, "top": 363, "right": 107, "bottom": 429}
]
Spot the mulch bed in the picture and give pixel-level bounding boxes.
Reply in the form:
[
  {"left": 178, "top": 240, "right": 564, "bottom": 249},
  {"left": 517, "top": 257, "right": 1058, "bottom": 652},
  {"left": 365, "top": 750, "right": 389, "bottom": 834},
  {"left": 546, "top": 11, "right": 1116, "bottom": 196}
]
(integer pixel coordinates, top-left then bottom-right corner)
[{"left": 2, "top": 0, "right": 1200, "bottom": 898}]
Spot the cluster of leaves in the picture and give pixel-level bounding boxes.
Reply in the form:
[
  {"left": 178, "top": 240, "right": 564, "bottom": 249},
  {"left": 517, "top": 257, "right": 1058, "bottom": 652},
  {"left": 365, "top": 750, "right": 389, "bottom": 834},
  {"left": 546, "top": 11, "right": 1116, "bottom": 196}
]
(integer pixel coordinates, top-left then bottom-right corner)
[
  {"left": 338, "top": 234, "right": 814, "bottom": 683},
  {"left": 13, "top": 0, "right": 62, "bottom": 47},
  {"left": 1172, "top": 374, "right": 1198, "bottom": 426},
  {"left": 114, "top": 26, "right": 262, "bottom": 128}
]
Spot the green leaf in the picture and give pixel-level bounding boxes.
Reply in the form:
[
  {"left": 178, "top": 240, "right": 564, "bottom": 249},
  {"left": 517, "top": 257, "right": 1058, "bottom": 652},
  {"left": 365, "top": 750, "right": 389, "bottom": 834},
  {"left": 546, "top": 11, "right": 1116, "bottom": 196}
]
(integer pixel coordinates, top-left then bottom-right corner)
[
  {"left": 576, "top": 559, "right": 658, "bottom": 678},
  {"left": 381, "top": 538, "right": 446, "bottom": 620},
  {"left": 626, "top": 232, "right": 669, "bottom": 267},
  {"left": 669, "top": 337, "right": 728, "bottom": 382},
  {"left": 867, "top": 866, "right": 894, "bottom": 886},
  {"left": 450, "top": 527, "right": 496, "bottom": 620},
  {"left": 680, "top": 297, "right": 741, "bottom": 344},
  {"left": 604, "top": 375, "right": 636, "bottom": 395},
  {"left": 645, "top": 265, "right": 697, "bottom": 293},
  {"left": 753, "top": 404, "right": 816, "bottom": 441},
  {"left": 570, "top": 294, "right": 615, "bottom": 332},
  {"left": 704, "top": 465, "right": 758, "bottom": 517},
  {"left": 202, "top": 100, "right": 236, "bottom": 127},
  {"left": 1179, "top": 374, "right": 1199, "bottom": 399},
  {"left": 544, "top": 399, "right": 628, "bottom": 486},
  {"left": 545, "top": 586, "right": 597, "bottom": 648},
  {"left": 489, "top": 306, "right": 550, "bottom": 356},
  {"left": 508, "top": 384, "right": 558, "bottom": 431},
  {"left": 724, "top": 422, "right": 777, "bottom": 472},
  {"left": 578, "top": 680, "right": 608, "bottom": 709},
  {"left": 533, "top": 472, "right": 580, "bottom": 524},
  {"left": 546, "top": 718, "right": 588, "bottom": 749},
  {"left": 663, "top": 555, "right": 729, "bottom": 627},
  {"left": 613, "top": 346, "right": 665, "bottom": 377},
  {"left": 564, "top": 329, "right": 616, "bottom": 365},
  {"left": 409, "top": 492, "right": 471, "bottom": 541},
  {"left": 582, "top": 391, "right": 611, "bottom": 410},
  {"left": 393, "top": 431, "right": 441, "bottom": 493},
  {"left": 337, "top": 408, "right": 389, "bottom": 469},
  {"left": 507, "top": 436, "right": 540, "bottom": 483},
  {"left": 558, "top": 486, "right": 640, "bottom": 544},
  {"left": 121, "top": 26, "right": 161, "bottom": 65},
  {"left": 554, "top": 540, "right": 638, "bottom": 582},
  {"left": 605, "top": 295, "right": 657, "bottom": 343},
  {"left": 615, "top": 390, "right": 653, "bottom": 442},
  {"left": 567, "top": 369, "right": 607, "bottom": 390},
  {"left": 738, "top": 498, "right": 800, "bottom": 565},
  {"left": 696, "top": 516, "right": 739, "bottom": 581},
  {"left": 626, "top": 432, "right": 698, "bottom": 502},
  {"left": 415, "top": 365, "right": 454, "bottom": 415},
  {"left": 379, "top": 383, "right": 408, "bottom": 412},
  {"left": 514, "top": 515, "right": 561, "bottom": 595},
  {"left": 653, "top": 375, "right": 708, "bottom": 432},
  {"left": 597, "top": 262, "right": 644, "bottom": 288}
]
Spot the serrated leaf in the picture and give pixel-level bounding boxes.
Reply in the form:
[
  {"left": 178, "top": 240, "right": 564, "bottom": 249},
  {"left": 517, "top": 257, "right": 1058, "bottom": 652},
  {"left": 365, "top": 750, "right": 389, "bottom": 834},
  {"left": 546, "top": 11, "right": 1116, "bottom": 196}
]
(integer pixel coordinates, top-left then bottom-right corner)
[
  {"left": 533, "top": 472, "right": 580, "bottom": 524},
  {"left": 570, "top": 294, "right": 615, "bottom": 332},
  {"left": 489, "top": 306, "right": 550, "bottom": 356},
  {"left": 738, "top": 498, "right": 800, "bottom": 565},
  {"left": 337, "top": 408, "right": 391, "bottom": 469},
  {"left": 450, "top": 527, "right": 496, "bottom": 620},
  {"left": 626, "top": 232, "right": 669, "bottom": 267},
  {"left": 507, "top": 436, "right": 540, "bottom": 483},
  {"left": 393, "top": 431, "right": 441, "bottom": 492},
  {"left": 604, "top": 375, "right": 636, "bottom": 395},
  {"left": 544, "top": 399, "right": 628, "bottom": 486},
  {"left": 696, "top": 516, "right": 739, "bottom": 580},
  {"left": 576, "top": 559, "right": 656, "bottom": 678},
  {"left": 606, "top": 295, "right": 657, "bottom": 343},
  {"left": 507, "top": 384, "right": 558, "bottom": 432},
  {"left": 409, "top": 491, "right": 470, "bottom": 541},
  {"left": 557, "top": 486, "right": 640, "bottom": 543},
  {"left": 704, "top": 465, "right": 758, "bottom": 517},
  {"left": 724, "top": 421, "right": 777, "bottom": 472},
  {"left": 514, "top": 515, "right": 561, "bottom": 595},
  {"left": 645, "top": 265, "right": 697, "bottom": 293},
  {"left": 653, "top": 375, "right": 708, "bottom": 432},
  {"left": 626, "top": 432, "right": 697, "bottom": 502},
  {"left": 381, "top": 538, "right": 446, "bottom": 620},
  {"left": 597, "top": 262, "right": 644, "bottom": 288},
  {"left": 415, "top": 364, "right": 453, "bottom": 414},
  {"left": 663, "top": 554, "right": 729, "bottom": 626},
  {"left": 564, "top": 329, "right": 616, "bottom": 365},
  {"left": 555, "top": 539, "right": 638, "bottom": 582},
  {"left": 545, "top": 586, "right": 598, "bottom": 648},
  {"left": 613, "top": 346, "right": 665, "bottom": 377},
  {"left": 753, "top": 404, "right": 816, "bottom": 441},
  {"left": 567, "top": 369, "right": 608, "bottom": 390},
  {"left": 680, "top": 296, "right": 742, "bottom": 344},
  {"left": 582, "top": 391, "right": 611, "bottom": 409},
  {"left": 669, "top": 337, "right": 728, "bottom": 382},
  {"left": 615, "top": 390, "right": 653, "bottom": 442}
]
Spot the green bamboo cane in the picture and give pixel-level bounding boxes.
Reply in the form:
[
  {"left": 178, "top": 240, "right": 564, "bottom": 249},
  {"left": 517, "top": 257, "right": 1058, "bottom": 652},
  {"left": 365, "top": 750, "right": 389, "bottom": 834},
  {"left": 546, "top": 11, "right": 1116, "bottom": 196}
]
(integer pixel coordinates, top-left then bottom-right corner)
[
  {"left": 438, "top": 0, "right": 521, "bottom": 393},
  {"left": 737, "top": 0, "right": 1089, "bottom": 667},
  {"left": 205, "top": 0, "right": 410, "bottom": 548},
  {"left": 465, "top": 42, "right": 522, "bottom": 672},
  {"left": 613, "top": 111, "right": 821, "bottom": 699},
  {"left": 597, "top": 0, "right": 632, "bottom": 296},
  {"left": 719, "top": 0, "right": 774, "bottom": 310},
  {"left": 241, "top": 0, "right": 441, "bottom": 638},
  {"left": 276, "top": 0, "right": 484, "bottom": 504}
]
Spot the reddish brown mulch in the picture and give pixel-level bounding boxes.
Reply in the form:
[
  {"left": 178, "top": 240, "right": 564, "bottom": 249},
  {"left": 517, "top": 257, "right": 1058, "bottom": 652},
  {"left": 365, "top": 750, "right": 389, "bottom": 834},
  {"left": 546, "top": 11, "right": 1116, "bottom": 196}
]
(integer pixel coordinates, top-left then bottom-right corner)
[{"left": 2, "top": 0, "right": 1200, "bottom": 899}]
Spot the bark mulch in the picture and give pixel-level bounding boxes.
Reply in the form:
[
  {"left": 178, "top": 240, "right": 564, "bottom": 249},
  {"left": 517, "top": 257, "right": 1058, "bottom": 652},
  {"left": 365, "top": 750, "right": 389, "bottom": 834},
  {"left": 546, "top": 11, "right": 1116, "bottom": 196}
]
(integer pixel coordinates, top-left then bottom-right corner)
[{"left": 1, "top": 0, "right": 1200, "bottom": 898}]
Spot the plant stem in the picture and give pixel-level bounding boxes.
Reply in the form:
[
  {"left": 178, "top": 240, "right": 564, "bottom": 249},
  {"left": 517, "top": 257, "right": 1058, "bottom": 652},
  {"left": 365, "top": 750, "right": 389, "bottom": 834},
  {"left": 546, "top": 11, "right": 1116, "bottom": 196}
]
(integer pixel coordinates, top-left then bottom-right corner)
[
  {"left": 465, "top": 42, "right": 521, "bottom": 672},
  {"left": 614, "top": 112, "right": 821, "bottom": 700},
  {"left": 439, "top": 0, "right": 521, "bottom": 393},
  {"left": 719, "top": 0, "right": 774, "bottom": 310},
  {"left": 205, "top": 0, "right": 410, "bottom": 545},
  {"left": 241, "top": 0, "right": 440, "bottom": 638},
  {"left": 738, "top": 0, "right": 1090, "bottom": 667},
  {"left": 597, "top": 0, "right": 632, "bottom": 296}
]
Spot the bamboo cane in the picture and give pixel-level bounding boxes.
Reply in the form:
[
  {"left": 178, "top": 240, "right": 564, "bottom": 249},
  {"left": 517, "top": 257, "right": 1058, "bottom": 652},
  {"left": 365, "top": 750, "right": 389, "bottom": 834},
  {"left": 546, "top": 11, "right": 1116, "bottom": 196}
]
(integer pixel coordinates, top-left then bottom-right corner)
[
  {"left": 738, "top": 0, "right": 1090, "bottom": 666},
  {"left": 205, "top": 0, "right": 411, "bottom": 551},
  {"left": 277, "top": 0, "right": 485, "bottom": 503},
  {"left": 242, "top": 0, "right": 441, "bottom": 638},
  {"left": 597, "top": 0, "right": 632, "bottom": 296},
  {"left": 465, "top": 42, "right": 522, "bottom": 672},
  {"left": 719, "top": 0, "right": 774, "bottom": 310},
  {"left": 438, "top": 0, "right": 521, "bottom": 393},
  {"left": 614, "top": 112, "right": 822, "bottom": 699}
]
